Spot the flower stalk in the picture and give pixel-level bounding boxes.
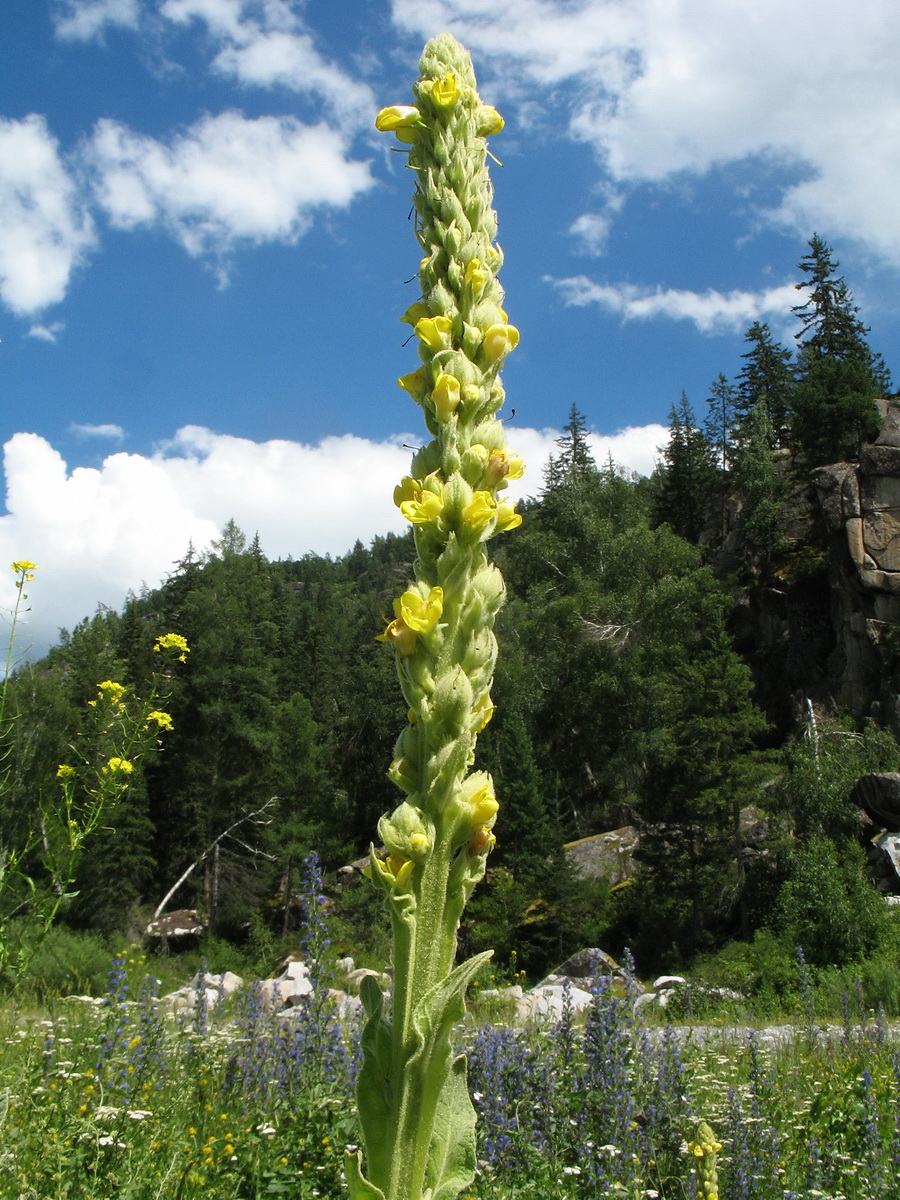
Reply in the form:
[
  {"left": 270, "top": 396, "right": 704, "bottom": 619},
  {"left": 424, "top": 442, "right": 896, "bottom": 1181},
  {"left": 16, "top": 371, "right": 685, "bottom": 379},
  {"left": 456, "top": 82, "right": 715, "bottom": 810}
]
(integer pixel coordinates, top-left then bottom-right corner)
[{"left": 348, "top": 34, "right": 522, "bottom": 1200}]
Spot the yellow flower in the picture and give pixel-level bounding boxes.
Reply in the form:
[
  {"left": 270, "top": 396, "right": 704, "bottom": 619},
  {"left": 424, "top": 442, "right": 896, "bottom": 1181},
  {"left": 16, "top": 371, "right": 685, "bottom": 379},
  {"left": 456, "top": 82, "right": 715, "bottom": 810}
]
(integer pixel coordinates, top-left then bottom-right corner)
[
  {"left": 97, "top": 680, "right": 127, "bottom": 702},
  {"left": 414, "top": 314, "right": 453, "bottom": 351},
  {"left": 56, "top": 764, "right": 76, "bottom": 780},
  {"left": 398, "top": 368, "right": 427, "bottom": 400},
  {"left": 495, "top": 500, "right": 522, "bottom": 531},
  {"left": 145, "top": 710, "right": 174, "bottom": 732},
  {"left": 425, "top": 72, "right": 461, "bottom": 109},
  {"left": 462, "top": 491, "right": 496, "bottom": 533},
  {"left": 377, "top": 618, "right": 418, "bottom": 656},
  {"left": 103, "top": 757, "right": 134, "bottom": 776},
  {"left": 464, "top": 259, "right": 490, "bottom": 293},
  {"left": 10, "top": 560, "right": 38, "bottom": 581},
  {"left": 400, "top": 302, "right": 430, "bottom": 327},
  {"left": 154, "top": 632, "right": 190, "bottom": 661},
  {"left": 396, "top": 586, "right": 443, "bottom": 634},
  {"left": 395, "top": 477, "right": 445, "bottom": 525},
  {"left": 476, "top": 106, "right": 505, "bottom": 137},
  {"left": 468, "top": 781, "right": 499, "bottom": 826},
  {"left": 472, "top": 696, "right": 495, "bottom": 732},
  {"left": 375, "top": 105, "right": 421, "bottom": 131},
  {"left": 485, "top": 449, "right": 525, "bottom": 489},
  {"left": 431, "top": 373, "right": 461, "bottom": 421},
  {"left": 481, "top": 323, "right": 519, "bottom": 362}
]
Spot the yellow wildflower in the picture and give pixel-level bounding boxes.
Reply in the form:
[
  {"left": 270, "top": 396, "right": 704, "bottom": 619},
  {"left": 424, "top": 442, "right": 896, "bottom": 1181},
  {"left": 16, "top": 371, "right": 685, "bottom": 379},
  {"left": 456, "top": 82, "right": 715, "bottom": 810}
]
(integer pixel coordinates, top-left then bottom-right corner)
[
  {"left": 400, "top": 302, "right": 430, "bottom": 327},
  {"left": 395, "top": 477, "right": 444, "bottom": 525},
  {"left": 468, "top": 781, "right": 499, "bottom": 826},
  {"left": 476, "top": 106, "right": 505, "bottom": 137},
  {"left": 495, "top": 500, "right": 522, "bottom": 531},
  {"left": 97, "top": 680, "right": 126, "bottom": 703},
  {"left": 103, "top": 757, "right": 134, "bottom": 776},
  {"left": 375, "top": 105, "right": 421, "bottom": 132},
  {"left": 481, "top": 323, "right": 519, "bottom": 362},
  {"left": 56, "top": 764, "right": 76, "bottom": 780},
  {"left": 414, "top": 314, "right": 453, "bottom": 351},
  {"left": 377, "top": 618, "right": 418, "bottom": 656},
  {"left": 425, "top": 72, "right": 461, "bottom": 109},
  {"left": 485, "top": 448, "right": 525, "bottom": 489},
  {"left": 398, "top": 368, "right": 427, "bottom": 400},
  {"left": 154, "top": 632, "right": 190, "bottom": 661},
  {"left": 10, "top": 560, "right": 38, "bottom": 581},
  {"left": 464, "top": 258, "right": 490, "bottom": 293},
  {"left": 145, "top": 710, "right": 174, "bottom": 732},
  {"left": 431, "top": 373, "right": 461, "bottom": 421},
  {"left": 462, "top": 491, "right": 496, "bottom": 533},
  {"left": 396, "top": 587, "right": 443, "bottom": 634}
]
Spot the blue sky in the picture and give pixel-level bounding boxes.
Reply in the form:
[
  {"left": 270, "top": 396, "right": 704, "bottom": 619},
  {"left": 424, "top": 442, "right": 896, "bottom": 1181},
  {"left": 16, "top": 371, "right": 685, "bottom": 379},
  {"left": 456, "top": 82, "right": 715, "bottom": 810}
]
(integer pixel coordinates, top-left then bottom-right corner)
[{"left": 2, "top": 0, "right": 900, "bottom": 650}]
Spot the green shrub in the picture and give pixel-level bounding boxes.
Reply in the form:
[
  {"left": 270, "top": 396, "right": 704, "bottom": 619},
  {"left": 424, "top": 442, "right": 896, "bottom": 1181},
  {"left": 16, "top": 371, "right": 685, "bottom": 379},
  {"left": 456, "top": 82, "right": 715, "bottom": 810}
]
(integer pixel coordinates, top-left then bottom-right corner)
[
  {"left": 16, "top": 924, "right": 113, "bottom": 1000},
  {"left": 773, "top": 836, "right": 890, "bottom": 967}
]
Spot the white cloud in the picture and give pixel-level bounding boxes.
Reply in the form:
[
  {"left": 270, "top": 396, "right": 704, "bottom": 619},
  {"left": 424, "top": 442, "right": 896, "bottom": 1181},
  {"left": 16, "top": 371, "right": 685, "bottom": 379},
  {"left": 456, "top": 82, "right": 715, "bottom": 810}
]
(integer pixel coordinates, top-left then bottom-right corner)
[
  {"left": 549, "top": 276, "right": 799, "bottom": 334},
  {"left": 53, "top": 0, "right": 141, "bottom": 41},
  {"left": 161, "top": 0, "right": 374, "bottom": 127},
  {"left": 569, "top": 213, "right": 612, "bottom": 257},
  {"left": 0, "top": 421, "right": 663, "bottom": 654},
  {"left": 70, "top": 423, "right": 126, "bottom": 441},
  {"left": 0, "top": 115, "right": 95, "bottom": 316},
  {"left": 392, "top": 0, "right": 900, "bottom": 269},
  {"left": 27, "top": 322, "right": 66, "bottom": 343},
  {"left": 85, "top": 111, "right": 374, "bottom": 265}
]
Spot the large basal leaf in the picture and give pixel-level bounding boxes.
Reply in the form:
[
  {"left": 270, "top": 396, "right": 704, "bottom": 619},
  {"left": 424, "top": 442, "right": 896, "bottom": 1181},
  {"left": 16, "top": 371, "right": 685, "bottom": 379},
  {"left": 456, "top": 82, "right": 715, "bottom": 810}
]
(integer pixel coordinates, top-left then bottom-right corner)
[
  {"left": 355, "top": 975, "right": 394, "bottom": 1190},
  {"left": 424, "top": 1054, "right": 477, "bottom": 1200},
  {"left": 345, "top": 1149, "right": 387, "bottom": 1200}
]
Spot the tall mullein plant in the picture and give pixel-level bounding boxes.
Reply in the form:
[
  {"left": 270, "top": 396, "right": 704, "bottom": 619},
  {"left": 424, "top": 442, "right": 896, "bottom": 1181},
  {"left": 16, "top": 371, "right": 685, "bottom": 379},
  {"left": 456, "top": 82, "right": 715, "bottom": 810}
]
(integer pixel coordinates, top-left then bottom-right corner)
[{"left": 346, "top": 34, "right": 523, "bottom": 1200}]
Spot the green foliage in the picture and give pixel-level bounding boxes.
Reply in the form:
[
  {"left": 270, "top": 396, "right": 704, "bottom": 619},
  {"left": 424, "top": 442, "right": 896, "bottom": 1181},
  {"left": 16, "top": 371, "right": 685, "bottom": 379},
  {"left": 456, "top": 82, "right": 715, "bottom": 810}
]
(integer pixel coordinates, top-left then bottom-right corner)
[
  {"left": 731, "top": 398, "right": 787, "bottom": 556},
  {"left": 652, "top": 392, "right": 718, "bottom": 542},
  {"left": 791, "top": 234, "right": 891, "bottom": 465},
  {"left": 735, "top": 320, "right": 795, "bottom": 448},
  {"left": 774, "top": 836, "right": 890, "bottom": 967},
  {"left": 12, "top": 923, "right": 114, "bottom": 1000}
]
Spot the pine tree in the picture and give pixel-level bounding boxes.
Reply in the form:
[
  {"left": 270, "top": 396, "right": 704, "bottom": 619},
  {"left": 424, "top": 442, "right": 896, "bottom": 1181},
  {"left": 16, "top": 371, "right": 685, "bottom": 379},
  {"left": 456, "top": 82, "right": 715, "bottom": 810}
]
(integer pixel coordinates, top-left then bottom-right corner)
[
  {"left": 791, "top": 235, "right": 891, "bottom": 464},
  {"left": 736, "top": 321, "right": 795, "bottom": 448},
  {"left": 652, "top": 393, "right": 717, "bottom": 542},
  {"left": 703, "top": 373, "right": 738, "bottom": 470},
  {"left": 732, "top": 399, "right": 786, "bottom": 560}
]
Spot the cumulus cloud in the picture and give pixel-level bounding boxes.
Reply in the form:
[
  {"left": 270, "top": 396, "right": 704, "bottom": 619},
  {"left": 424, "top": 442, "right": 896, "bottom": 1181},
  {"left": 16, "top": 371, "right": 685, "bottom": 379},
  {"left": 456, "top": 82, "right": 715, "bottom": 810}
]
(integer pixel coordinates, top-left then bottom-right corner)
[
  {"left": 549, "top": 276, "right": 799, "bottom": 335},
  {"left": 161, "top": 0, "right": 375, "bottom": 127},
  {"left": 0, "top": 115, "right": 95, "bottom": 316},
  {"left": 0, "top": 421, "right": 663, "bottom": 654},
  {"left": 392, "top": 0, "right": 900, "bottom": 268},
  {"left": 85, "top": 110, "right": 374, "bottom": 266},
  {"left": 53, "top": 0, "right": 141, "bottom": 41}
]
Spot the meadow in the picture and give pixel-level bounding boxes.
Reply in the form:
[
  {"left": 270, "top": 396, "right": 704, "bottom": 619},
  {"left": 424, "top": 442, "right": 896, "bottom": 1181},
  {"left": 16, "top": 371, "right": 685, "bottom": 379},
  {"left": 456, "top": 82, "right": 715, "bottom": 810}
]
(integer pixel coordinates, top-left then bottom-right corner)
[{"left": 4, "top": 919, "right": 900, "bottom": 1200}]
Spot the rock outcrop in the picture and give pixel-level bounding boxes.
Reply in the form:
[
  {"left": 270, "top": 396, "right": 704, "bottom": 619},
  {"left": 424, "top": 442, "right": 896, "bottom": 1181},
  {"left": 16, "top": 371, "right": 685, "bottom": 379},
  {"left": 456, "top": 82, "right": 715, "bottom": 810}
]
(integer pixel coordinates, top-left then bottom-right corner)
[{"left": 811, "top": 399, "right": 900, "bottom": 720}]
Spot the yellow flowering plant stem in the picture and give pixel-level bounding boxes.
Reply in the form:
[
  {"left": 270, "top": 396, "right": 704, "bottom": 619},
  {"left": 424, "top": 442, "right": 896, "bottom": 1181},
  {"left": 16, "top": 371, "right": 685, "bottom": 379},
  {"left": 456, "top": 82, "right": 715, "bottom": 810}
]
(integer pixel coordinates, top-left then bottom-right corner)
[{"left": 349, "top": 35, "right": 522, "bottom": 1200}]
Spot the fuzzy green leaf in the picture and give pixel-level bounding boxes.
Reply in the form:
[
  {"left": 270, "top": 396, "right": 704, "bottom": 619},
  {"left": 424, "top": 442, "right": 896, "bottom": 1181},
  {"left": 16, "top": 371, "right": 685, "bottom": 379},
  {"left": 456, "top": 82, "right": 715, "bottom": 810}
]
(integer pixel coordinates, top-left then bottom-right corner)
[
  {"left": 355, "top": 976, "right": 394, "bottom": 1190},
  {"left": 425, "top": 1054, "right": 477, "bottom": 1200},
  {"left": 344, "top": 1149, "right": 386, "bottom": 1200}
]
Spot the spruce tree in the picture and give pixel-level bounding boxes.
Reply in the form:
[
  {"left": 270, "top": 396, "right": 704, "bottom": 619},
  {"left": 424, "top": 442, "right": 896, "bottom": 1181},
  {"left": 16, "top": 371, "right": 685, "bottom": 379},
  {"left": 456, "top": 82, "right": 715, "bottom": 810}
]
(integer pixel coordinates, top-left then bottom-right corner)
[
  {"left": 703, "top": 372, "right": 738, "bottom": 471},
  {"left": 791, "top": 235, "right": 891, "bottom": 464},
  {"left": 652, "top": 393, "right": 717, "bottom": 542},
  {"left": 736, "top": 321, "right": 794, "bottom": 448}
]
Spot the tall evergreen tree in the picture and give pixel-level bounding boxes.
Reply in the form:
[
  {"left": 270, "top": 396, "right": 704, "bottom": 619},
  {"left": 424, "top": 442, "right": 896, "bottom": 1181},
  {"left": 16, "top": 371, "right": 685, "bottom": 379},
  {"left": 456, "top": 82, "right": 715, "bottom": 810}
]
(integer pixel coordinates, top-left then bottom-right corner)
[
  {"left": 703, "top": 372, "right": 738, "bottom": 470},
  {"left": 736, "top": 321, "right": 795, "bottom": 448},
  {"left": 652, "top": 393, "right": 717, "bottom": 542},
  {"left": 791, "top": 235, "right": 891, "bottom": 464}
]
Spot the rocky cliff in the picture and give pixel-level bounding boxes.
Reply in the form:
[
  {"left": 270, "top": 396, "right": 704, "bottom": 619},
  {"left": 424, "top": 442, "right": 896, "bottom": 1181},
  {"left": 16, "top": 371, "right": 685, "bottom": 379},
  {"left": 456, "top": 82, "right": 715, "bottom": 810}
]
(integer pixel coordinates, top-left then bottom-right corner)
[{"left": 709, "top": 399, "right": 900, "bottom": 736}]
